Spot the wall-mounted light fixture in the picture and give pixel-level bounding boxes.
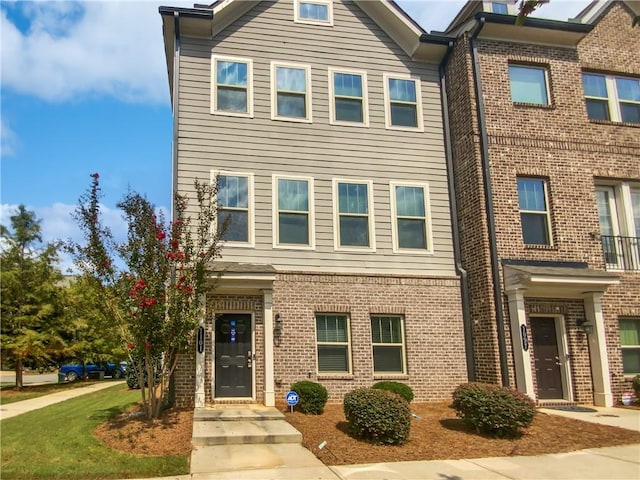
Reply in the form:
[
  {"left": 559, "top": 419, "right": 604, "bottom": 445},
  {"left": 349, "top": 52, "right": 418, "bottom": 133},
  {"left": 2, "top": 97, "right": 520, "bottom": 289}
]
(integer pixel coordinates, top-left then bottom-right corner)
[
  {"left": 578, "top": 319, "right": 594, "bottom": 335},
  {"left": 274, "top": 313, "right": 283, "bottom": 346}
]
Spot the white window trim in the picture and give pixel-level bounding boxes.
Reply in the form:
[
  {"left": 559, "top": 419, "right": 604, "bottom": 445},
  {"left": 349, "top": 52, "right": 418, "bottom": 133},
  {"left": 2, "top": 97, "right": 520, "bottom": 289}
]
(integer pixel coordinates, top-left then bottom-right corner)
[
  {"left": 371, "top": 315, "right": 407, "bottom": 375},
  {"left": 315, "top": 313, "right": 352, "bottom": 375},
  {"left": 332, "top": 178, "right": 376, "bottom": 252},
  {"left": 584, "top": 73, "right": 640, "bottom": 123},
  {"left": 272, "top": 174, "right": 316, "bottom": 250},
  {"left": 389, "top": 181, "right": 433, "bottom": 255},
  {"left": 508, "top": 64, "right": 551, "bottom": 106},
  {"left": 383, "top": 73, "right": 424, "bottom": 132},
  {"left": 328, "top": 67, "right": 369, "bottom": 127},
  {"left": 518, "top": 177, "right": 553, "bottom": 247},
  {"left": 270, "top": 61, "right": 313, "bottom": 123},
  {"left": 210, "top": 55, "right": 254, "bottom": 118},
  {"left": 211, "top": 170, "right": 255, "bottom": 248},
  {"left": 294, "top": 0, "right": 334, "bottom": 26}
]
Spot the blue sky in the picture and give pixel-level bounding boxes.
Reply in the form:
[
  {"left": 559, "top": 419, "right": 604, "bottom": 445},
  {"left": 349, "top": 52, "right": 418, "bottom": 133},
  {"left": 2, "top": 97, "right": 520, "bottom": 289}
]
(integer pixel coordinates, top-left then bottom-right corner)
[{"left": 1, "top": 0, "right": 591, "bottom": 270}]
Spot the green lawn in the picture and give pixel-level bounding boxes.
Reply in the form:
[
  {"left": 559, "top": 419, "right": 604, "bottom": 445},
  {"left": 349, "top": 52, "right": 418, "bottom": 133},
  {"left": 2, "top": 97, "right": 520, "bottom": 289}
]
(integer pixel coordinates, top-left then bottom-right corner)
[{"left": 0, "top": 384, "right": 189, "bottom": 479}]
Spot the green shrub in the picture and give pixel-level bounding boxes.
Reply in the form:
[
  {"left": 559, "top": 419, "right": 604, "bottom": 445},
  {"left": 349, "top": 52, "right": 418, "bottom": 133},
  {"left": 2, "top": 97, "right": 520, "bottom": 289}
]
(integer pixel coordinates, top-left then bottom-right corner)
[
  {"left": 632, "top": 375, "right": 640, "bottom": 399},
  {"left": 372, "top": 381, "right": 414, "bottom": 403},
  {"left": 451, "top": 382, "right": 536, "bottom": 438},
  {"left": 290, "top": 381, "right": 328, "bottom": 414},
  {"left": 343, "top": 388, "right": 411, "bottom": 444}
]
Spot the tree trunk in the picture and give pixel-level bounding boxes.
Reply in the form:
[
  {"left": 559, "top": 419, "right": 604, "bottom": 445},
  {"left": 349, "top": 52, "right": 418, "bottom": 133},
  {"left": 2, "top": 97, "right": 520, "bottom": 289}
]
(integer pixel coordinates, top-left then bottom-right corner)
[{"left": 15, "top": 357, "right": 23, "bottom": 390}]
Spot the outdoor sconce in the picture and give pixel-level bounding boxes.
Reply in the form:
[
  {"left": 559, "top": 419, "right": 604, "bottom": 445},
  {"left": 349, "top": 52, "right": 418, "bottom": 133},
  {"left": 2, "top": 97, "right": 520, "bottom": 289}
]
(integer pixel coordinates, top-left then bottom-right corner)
[
  {"left": 578, "top": 320, "right": 594, "bottom": 335},
  {"left": 274, "top": 314, "right": 283, "bottom": 346}
]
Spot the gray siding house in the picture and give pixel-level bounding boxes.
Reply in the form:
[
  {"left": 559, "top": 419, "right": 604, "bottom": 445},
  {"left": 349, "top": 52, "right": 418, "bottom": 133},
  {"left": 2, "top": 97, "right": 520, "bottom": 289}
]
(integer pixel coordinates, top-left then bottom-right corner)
[{"left": 160, "top": 0, "right": 469, "bottom": 408}]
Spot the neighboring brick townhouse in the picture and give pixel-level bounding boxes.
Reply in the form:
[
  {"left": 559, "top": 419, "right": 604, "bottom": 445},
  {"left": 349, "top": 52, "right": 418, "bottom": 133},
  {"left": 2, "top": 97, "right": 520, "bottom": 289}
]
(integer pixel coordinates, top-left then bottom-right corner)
[
  {"left": 159, "top": 0, "right": 469, "bottom": 407},
  {"left": 443, "top": 0, "right": 639, "bottom": 406}
]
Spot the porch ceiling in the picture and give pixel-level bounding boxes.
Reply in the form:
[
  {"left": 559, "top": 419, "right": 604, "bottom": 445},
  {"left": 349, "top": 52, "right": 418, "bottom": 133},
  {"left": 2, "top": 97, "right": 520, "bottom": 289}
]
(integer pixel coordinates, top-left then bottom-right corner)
[{"left": 503, "top": 265, "right": 620, "bottom": 298}]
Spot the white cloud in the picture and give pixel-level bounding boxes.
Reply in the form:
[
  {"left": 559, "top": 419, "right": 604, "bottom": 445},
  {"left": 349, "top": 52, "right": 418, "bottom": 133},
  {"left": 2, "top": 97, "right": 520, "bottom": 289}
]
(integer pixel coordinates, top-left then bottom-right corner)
[
  {"left": 0, "top": 0, "right": 188, "bottom": 104},
  {"left": 0, "top": 117, "right": 19, "bottom": 156}
]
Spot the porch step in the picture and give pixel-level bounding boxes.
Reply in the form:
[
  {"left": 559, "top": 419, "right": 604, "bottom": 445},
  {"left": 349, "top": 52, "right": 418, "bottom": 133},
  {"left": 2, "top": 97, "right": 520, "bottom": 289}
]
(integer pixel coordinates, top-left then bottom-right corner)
[{"left": 194, "top": 405, "right": 285, "bottom": 422}]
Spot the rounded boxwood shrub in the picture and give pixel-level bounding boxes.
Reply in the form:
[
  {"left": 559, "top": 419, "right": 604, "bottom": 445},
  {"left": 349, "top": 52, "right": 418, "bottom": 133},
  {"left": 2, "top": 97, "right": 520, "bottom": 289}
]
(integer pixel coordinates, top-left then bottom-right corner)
[
  {"left": 372, "top": 381, "right": 414, "bottom": 403},
  {"left": 290, "top": 380, "right": 328, "bottom": 414},
  {"left": 343, "top": 388, "right": 411, "bottom": 444},
  {"left": 451, "top": 382, "right": 536, "bottom": 438},
  {"left": 632, "top": 375, "right": 640, "bottom": 399}
]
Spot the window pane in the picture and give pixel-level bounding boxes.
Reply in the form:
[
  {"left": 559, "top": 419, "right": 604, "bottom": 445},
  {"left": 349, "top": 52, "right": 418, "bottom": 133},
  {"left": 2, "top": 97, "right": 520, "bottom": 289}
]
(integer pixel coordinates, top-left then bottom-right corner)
[
  {"left": 371, "top": 316, "right": 402, "bottom": 343},
  {"left": 396, "top": 186, "right": 425, "bottom": 217},
  {"left": 278, "top": 179, "right": 308, "bottom": 211},
  {"left": 277, "top": 93, "right": 306, "bottom": 118},
  {"left": 300, "top": 2, "right": 328, "bottom": 21},
  {"left": 492, "top": 2, "right": 508, "bottom": 14},
  {"left": 279, "top": 213, "right": 309, "bottom": 245},
  {"left": 217, "top": 61, "right": 247, "bottom": 86},
  {"left": 316, "top": 315, "right": 347, "bottom": 343},
  {"left": 218, "top": 176, "right": 248, "bottom": 208},
  {"left": 217, "top": 87, "right": 247, "bottom": 113},
  {"left": 586, "top": 99, "right": 610, "bottom": 121},
  {"left": 335, "top": 98, "right": 363, "bottom": 122},
  {"left": 616, "top": 77, "right": 640, "bottom": 102},
  {"left": 595, "top": 189, "right": 615, "bottom": 236},
  {"left": 620, "top": 319, "right": 640, "bottom": 346},
  {"left": 389, "top": 78, "right": 416, "bottom": 102},
  {"left": 509, "top": 66, "right": 548, "bottom": 104},
  {"left": 334, "top": 73, "right": 362, "bottom": 97},
  {"left": 398, "top": 219, "right": 426, "bottom": 249},
  {"left": 338, "top": 183, "right": 368, "bottom": 214},
  {"left": 521, "top": 213, "right": 549, "bottom": 245},
  {"left": 218, "top": 210, "right": 248, "bottom": 242},
  {"left": 517, "top": 178, "right": 546, "bottom": 211},
  {"left": 390, "top": 103, "right": 417, "bottom": 127},
  {"left": 583, "top": 74, "right": 607, "bottom": 98},
  {"left": 339, "top": 216, "right": 369, "bottom": 246},
  {"left": 318, "top": 346, "right": 348, "bottom": 372},
  {"left": 620, "top": 103, "right": 640, "bottom": 124},
  {"left": 631, "top": 190, "right": 640, "bottom": 238},
  {"left": 622, "top": 349, "right": 640, "bottom": 374},
  {"left": 276, "top": 67, "right": 306, "bottom": 92},
  {"left": 373, "top": 346, "right": 403, "bottom": 372}
]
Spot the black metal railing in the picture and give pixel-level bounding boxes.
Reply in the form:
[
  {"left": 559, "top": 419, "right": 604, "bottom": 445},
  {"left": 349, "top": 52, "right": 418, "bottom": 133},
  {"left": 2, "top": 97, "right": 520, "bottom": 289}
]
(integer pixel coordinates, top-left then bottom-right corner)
[{"left": 601, "top": 235, "right": 640, "bottom": 272}]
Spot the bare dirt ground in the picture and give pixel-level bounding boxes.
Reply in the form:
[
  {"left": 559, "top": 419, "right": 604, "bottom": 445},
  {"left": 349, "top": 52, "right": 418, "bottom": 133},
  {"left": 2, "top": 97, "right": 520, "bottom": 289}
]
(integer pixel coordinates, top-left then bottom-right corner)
[{"left": 94, "top": 401, "right": 640, "bottom": 464}]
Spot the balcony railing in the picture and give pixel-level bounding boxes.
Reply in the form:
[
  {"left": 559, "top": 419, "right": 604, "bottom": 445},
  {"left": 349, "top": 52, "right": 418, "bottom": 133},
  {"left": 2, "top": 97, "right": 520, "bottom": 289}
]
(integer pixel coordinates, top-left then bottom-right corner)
[{"left": 601, "top": 235, "right": 640, "bottom": 272}]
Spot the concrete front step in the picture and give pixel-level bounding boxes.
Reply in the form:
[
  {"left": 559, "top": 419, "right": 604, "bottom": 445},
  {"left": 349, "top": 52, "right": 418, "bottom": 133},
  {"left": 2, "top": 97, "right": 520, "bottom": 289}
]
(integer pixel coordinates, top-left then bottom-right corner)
[
  {"left": 194, "top": 406, "right": 285, "bottom": 422},
  {"left": 192, "top": 418, "right": 303, "bottom": 446}
]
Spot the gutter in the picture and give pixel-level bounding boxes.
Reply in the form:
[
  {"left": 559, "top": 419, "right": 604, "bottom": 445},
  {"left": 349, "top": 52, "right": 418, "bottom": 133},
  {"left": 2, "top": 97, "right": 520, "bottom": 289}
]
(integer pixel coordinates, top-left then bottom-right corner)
[
  {"left": 170, "top": 11, "right": 181, "bottom": 221},
  {"left": 475, "top": 11, "right": 593, "bottom": 33},
  {"left": 438, "top": 39, "right": 476, "bottom": 381},
  {"left": 469, "top": 18, "right": 510, "bottom": 387}
]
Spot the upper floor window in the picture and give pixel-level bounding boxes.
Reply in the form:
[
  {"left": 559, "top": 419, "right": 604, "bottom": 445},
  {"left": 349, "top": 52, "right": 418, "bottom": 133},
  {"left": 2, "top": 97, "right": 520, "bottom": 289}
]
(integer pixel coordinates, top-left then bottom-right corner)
[
  {"left": 316, "top": 314, "right": 351, "bottom": 374},
  {"left": 383, "top": 73, "right": 423, "bottom": 131},
  {"left": 294, "top": 0, "right": 333, "bottom": 26},
  {"left": 333, "top": 179, "right": 375, "bottom": 251},
  {"left": 274, "top": 175, "right": 315, "bottom": 248},
  {"left": 517, "top": 177, "right": 552, "bottom": 246},
  {"left": 619, "top": 318, "right": 640, "bottom": 376},
  {"left": 583, "top": 73, "right": 640, "bottom": 124},
  {"left": 211, "top": 56, "right": 253, "bottom": 117},
  {"left": 508, "top": 65, "right": 550, "bottom": 105},
  {"left": 329, "top": 68, "right": 368, "bottom": 126},
  {"left": 271, "top": 62, "right": 312, "bottom": 122},
  {"left": 491, "top": 2, "right": 509, "bottom": 14},
  {"left": 371, "top": 315, "right": 406, "bottom": 374},
  {"left": 390, "top": 182, "right": 431, "bottom": 253},
  {"left": 216, "top": 172, "right": 254, "bottom": 246},
  {"left": 595, "top": 183, "right": 640, "bottom": 271}
]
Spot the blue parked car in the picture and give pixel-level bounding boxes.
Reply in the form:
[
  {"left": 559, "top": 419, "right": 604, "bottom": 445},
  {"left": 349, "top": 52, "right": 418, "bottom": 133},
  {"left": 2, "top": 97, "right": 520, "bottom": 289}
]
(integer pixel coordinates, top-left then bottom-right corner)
[{"left": 60, "top": 361, "right": 127, "bottom": 382}]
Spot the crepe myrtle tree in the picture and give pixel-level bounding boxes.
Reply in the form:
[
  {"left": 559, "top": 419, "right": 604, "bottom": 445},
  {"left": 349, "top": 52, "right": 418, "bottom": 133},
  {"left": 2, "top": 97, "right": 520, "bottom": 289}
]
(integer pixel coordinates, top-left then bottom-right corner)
[{"left": 68, "top": 173, "right": 224, "bottom": 419}]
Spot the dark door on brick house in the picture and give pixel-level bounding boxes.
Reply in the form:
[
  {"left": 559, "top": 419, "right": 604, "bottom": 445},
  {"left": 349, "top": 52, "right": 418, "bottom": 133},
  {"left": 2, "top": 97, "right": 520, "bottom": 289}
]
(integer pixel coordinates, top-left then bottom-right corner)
[
  {"left": 215, "top": 314, "right": 252, "bottom": 398},
  {"left": 531, "top": 317, "right": 563, "bottom": 399}
]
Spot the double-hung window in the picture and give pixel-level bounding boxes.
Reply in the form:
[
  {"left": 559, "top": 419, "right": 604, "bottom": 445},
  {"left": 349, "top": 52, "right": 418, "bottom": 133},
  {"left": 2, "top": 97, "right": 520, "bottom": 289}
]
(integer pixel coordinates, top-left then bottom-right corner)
[
  {"left": 508, "top": 65, "right": 550, "bottom": 105},
  {"left": 316, "top": 314, "right": 351, "bottom": 373},
  {"left": 329, "top": 68, "right": 368, "bottom": 126},
  {"left": 211, "top": 55, "right": 253, "bottom": 117},
  {"left": 619, "top": 318, "right": 640, "bottom": 375},
  {"left": 216, "top": 172, "right": 254, "bottom": 246},
  {"left": 333, "top": 179, "right": 375, "bottom": 250},
  {"left": 390, "top": 182, "right": 431, "bottom": 253},
  {"left": 274, "top": 175, "right": 314, "bottom": 248},
  {"left": 383, "top": 73, "right": 423, "bottom": 130},
  {"left": 583, "top": 73, "right": 640, "bottom": 124},
  {"left": 517, "top": 177, "right": 552, "bottom": 246},
  {"left": 294, "top": 0, "right": 333, "bottom": 25},
  {"left": 371, "top": 315, "right": 406, "bottom": 374},
  {"left": 491, "top": 2, "right": 509, "bottom": 14},
  {"left": 271, "top": 62, "right": 312, "bottom": 122}
]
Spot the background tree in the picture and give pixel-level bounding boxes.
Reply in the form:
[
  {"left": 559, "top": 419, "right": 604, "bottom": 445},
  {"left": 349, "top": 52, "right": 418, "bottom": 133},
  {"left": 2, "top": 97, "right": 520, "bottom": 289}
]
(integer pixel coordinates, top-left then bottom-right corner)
[
  {"left": 0, "top": 206, "right": 67, "bottom": 388},
  {"left": 69, "top": 174, "right": 222, "bottom": 419}
]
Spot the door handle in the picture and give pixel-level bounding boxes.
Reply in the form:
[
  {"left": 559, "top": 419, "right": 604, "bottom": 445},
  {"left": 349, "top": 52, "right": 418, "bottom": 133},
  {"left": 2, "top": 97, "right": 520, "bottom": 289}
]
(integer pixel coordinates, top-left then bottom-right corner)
[
  {"left": 555, "top": 356, "right": 561, "bottom": 366},
  {"left": 247, "top": 350, "right": 252, "bottom": 369}
]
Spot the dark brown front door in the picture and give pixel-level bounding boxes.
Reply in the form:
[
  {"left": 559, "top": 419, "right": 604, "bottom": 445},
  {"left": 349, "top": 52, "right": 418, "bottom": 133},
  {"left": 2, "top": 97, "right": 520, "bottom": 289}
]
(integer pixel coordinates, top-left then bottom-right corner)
[
  {"left": 215, "top": 314, "right": 252, "bottom": 398},
  {"left": 531, "top": 317, "right": 563, "bottom": 399}
]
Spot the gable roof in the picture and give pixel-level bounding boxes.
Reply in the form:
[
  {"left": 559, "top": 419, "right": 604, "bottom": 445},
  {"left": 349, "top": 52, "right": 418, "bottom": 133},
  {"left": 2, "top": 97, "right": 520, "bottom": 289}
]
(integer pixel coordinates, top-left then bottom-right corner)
[{"left": 573, "top": 0, "right": 640, "bottom": 23}]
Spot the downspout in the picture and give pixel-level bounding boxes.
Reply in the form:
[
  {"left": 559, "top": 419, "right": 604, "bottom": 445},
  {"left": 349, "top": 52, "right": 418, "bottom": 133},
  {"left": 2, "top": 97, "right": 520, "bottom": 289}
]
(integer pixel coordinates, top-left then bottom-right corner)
[
  {"left": 439, "top": 40, "right": 476, "bottom": 381},
  {"left": 470, "top": 17, "right": 510, "bottom": 387},
  {"left": 171, "top": 11, "right": 181, "bottom": 221}
]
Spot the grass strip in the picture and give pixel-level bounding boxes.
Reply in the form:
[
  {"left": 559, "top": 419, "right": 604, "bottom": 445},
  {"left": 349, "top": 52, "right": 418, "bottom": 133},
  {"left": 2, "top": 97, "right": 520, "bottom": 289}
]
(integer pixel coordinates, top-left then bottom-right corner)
[
  {"left": 0, "top": 383, "right": 189, "bottom": 479},
  {"left": 0, "top": 380, "right": 111, "bottom": 405}
]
